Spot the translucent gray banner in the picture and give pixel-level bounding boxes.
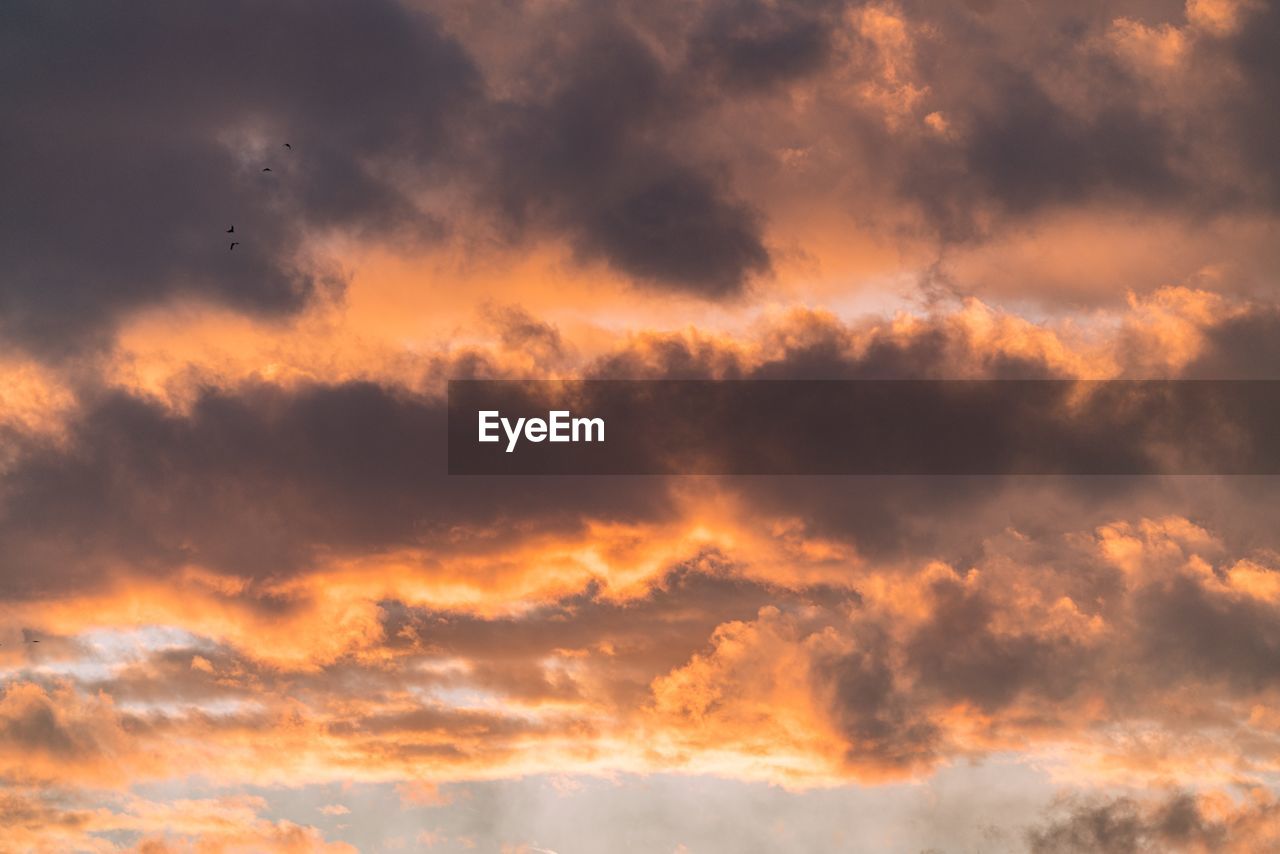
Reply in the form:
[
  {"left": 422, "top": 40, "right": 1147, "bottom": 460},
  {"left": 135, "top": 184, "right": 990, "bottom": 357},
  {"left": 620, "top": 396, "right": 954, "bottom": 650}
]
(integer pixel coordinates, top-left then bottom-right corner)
[{"left": 447, "top": 380, "right": 1280, "bottom": 475}]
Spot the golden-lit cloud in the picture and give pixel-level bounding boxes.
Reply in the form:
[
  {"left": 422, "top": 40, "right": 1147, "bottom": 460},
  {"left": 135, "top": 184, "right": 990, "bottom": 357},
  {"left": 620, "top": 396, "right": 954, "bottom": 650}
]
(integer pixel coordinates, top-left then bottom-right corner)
[{"left": 6, "top": 0, "right": 1280, "bottom": 848}]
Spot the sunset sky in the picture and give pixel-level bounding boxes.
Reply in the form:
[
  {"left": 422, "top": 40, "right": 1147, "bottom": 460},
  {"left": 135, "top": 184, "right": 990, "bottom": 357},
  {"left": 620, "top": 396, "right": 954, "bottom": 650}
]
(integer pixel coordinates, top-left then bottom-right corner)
[{"left": 4, "top": 0, "right": 1280, "bottom": 851}]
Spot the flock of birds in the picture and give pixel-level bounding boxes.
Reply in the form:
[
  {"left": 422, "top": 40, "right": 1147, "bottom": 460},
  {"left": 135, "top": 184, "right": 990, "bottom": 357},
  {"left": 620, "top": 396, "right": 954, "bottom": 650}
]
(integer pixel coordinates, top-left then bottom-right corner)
[{"left": 228, "top": 142, "right": 292, "bottom": 250}]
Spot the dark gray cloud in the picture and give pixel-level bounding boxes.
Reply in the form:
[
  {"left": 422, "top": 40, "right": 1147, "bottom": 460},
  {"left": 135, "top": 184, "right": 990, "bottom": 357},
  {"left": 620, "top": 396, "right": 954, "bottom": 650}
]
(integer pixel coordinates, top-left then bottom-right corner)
[
  {"left": 1025, "top": 791, "right": 1273, "bottom": 853},
  {"left": 1182, "top": 307, "right": 1280, "bottom": 379},
  {"left": 815, "top": 631, "right": 941, "bottom": 771},
  {"left": 885, "top": 6, "right": 1189, "bottom": 239},
  {"left": 1029, "top": 795, "right": 1160, "bottom": 854},
  {"left": 1224, "top": 0, "right": 1280, "bottom": 207},
  {"left": 905, "top": 573, "right": 1089, "bottom": 710},
  {"left": 962, "top": 72, "right": 1180, "bottom": 213},
  {"left": 486, "top": 20, "right": 771, "bottom": 297},
  {"left": 0, "top": 380, "right": 675, "bottom": 597},
  {"left": 687, "top": 0, "right": 845, "bottom": 90},
  {"left": 0, "top": 0, "right": 478, "bottom": 351},
  {"left": 1134, "top": 570, "right": 1280, "bottom": 693},
  {"left": 0, "top": 0, "right": 799, "bottom": 350},
  {"left": 10, "top": 300, "right": 1280, "bottom": 597},
  {"left": 11, "top": 0, "right": 1280, "bottom": 351},
  {"left": 765, "top": 0, "right": 1280, "bottom": 247}
]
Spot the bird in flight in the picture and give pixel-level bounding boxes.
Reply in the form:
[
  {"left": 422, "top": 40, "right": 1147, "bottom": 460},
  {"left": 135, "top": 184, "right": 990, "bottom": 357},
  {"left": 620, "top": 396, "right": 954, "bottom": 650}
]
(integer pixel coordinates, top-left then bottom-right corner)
[
  {"left": 230, "top": 242, "right": 240, "bottom": 251},
  {"left": 226, "top": 225, "right": 234, "bottom": 233},
  {"left": 262, "top": 167, "right": 272, "bottom": 172},
  {"left": 283, "top": 143, "right": 292, "bottom": 150}
]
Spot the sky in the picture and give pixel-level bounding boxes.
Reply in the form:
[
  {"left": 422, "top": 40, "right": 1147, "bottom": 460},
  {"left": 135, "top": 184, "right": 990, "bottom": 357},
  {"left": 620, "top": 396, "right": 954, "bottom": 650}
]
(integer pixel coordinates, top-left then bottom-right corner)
[{"left": 4, "top": 0, "right": 1280, "bottom": 851}]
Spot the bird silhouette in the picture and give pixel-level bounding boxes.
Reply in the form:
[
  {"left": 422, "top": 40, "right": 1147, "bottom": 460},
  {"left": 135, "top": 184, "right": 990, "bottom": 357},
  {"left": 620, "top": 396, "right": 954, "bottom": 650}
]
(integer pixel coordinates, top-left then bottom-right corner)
[
  {"left": 262, "top": 167, "right": 272, "bottom": 172},
  {"left": 226, "top": 225, "right": 234, "bottom": 233},
  {"left": 283, "top": 143, "right": 292, "bottom": 150},
  {"left": 230, "top": 242, "right": 240, "bottom": 251}
]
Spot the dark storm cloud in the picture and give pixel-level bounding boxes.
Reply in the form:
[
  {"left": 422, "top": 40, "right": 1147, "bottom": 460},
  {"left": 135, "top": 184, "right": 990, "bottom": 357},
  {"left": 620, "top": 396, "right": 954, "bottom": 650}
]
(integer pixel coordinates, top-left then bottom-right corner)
[
  {"left": 7, "top": 0, "right": 1280, "bottom": 351},
  {"left": 1182, "top": 307, "right": 1280, "bottom": 379},
  {"left": 487, "top": 21, "right": 771, "bottom": 297},
  {"left": 1224, "top": 0, "right": 1280, "bottom": 207},
  {"left": 475, "top": 0, "right": 878, "bottom": 294},
  {"left": 961, "top": 72, "right": 1180, "bottom": 214},
  {"left": 687, "top": 0, "right": 845, "bottom": 90},
  {"left": 0, "top": 380, "right": 674, "bottom": 596},
  {"left": 0, "top": 0, "right": 478, "bottom": 351},
  {"left": 0, "top": 0, "right": 802, "bottom": 350},
  {"left": 905, "top": 573, "right": 1089, "bottom": 711},
  {"left": 1134, "top": 570, "right": 1280, "bottom": 692},
  {"left": 885, "top": 7, "right": 1192, "bottom": 239},
  {"left": 813, "top": 633, "right": 941, "bottom": 771}
]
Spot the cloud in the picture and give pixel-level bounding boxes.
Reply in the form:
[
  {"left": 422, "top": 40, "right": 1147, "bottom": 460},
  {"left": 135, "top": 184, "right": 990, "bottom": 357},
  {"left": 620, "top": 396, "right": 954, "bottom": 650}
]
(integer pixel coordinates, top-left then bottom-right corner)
[
  {"left": 5, "top": 292, "right": 1280, "bottom": 601},
  {"left": 6, "top": 0, "right": 1280, "bottom": 842},
  {"left": 2, "top": 0, "right": 807, "bottom": 351},
  {"left": 483, "top": 18, "right": 772, "bottom": 297},
  {"left": 5, "top": 507, "right": 1280, "bottom": 798},
  {"left": 0, "top": 379, "right": 674, "bottom": 596},
  {"left": 1027, "top": 790, "right": 1280, "bottom": 853},
  {"left": 6, "top": 0, "right": 1280, "bottom": 359},
  {"left": 687, "top": 0, "right": 843, "bottom": 91},
  {"left": 0, "top": 787, "right": 357, "bottom": 853},
  {"left": 0, "top": 0, "right": 478, "bottom": 352},
  {"left": 0, "top": 681, "right": 162, "bottom": 786}
]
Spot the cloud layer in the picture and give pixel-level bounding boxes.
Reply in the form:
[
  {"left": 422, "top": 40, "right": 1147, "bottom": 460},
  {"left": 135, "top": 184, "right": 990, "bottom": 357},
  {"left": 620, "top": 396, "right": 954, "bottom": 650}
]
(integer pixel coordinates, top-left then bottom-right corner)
[{"left": 5, "top": 0, "right": 1280, "bottom": 850}]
